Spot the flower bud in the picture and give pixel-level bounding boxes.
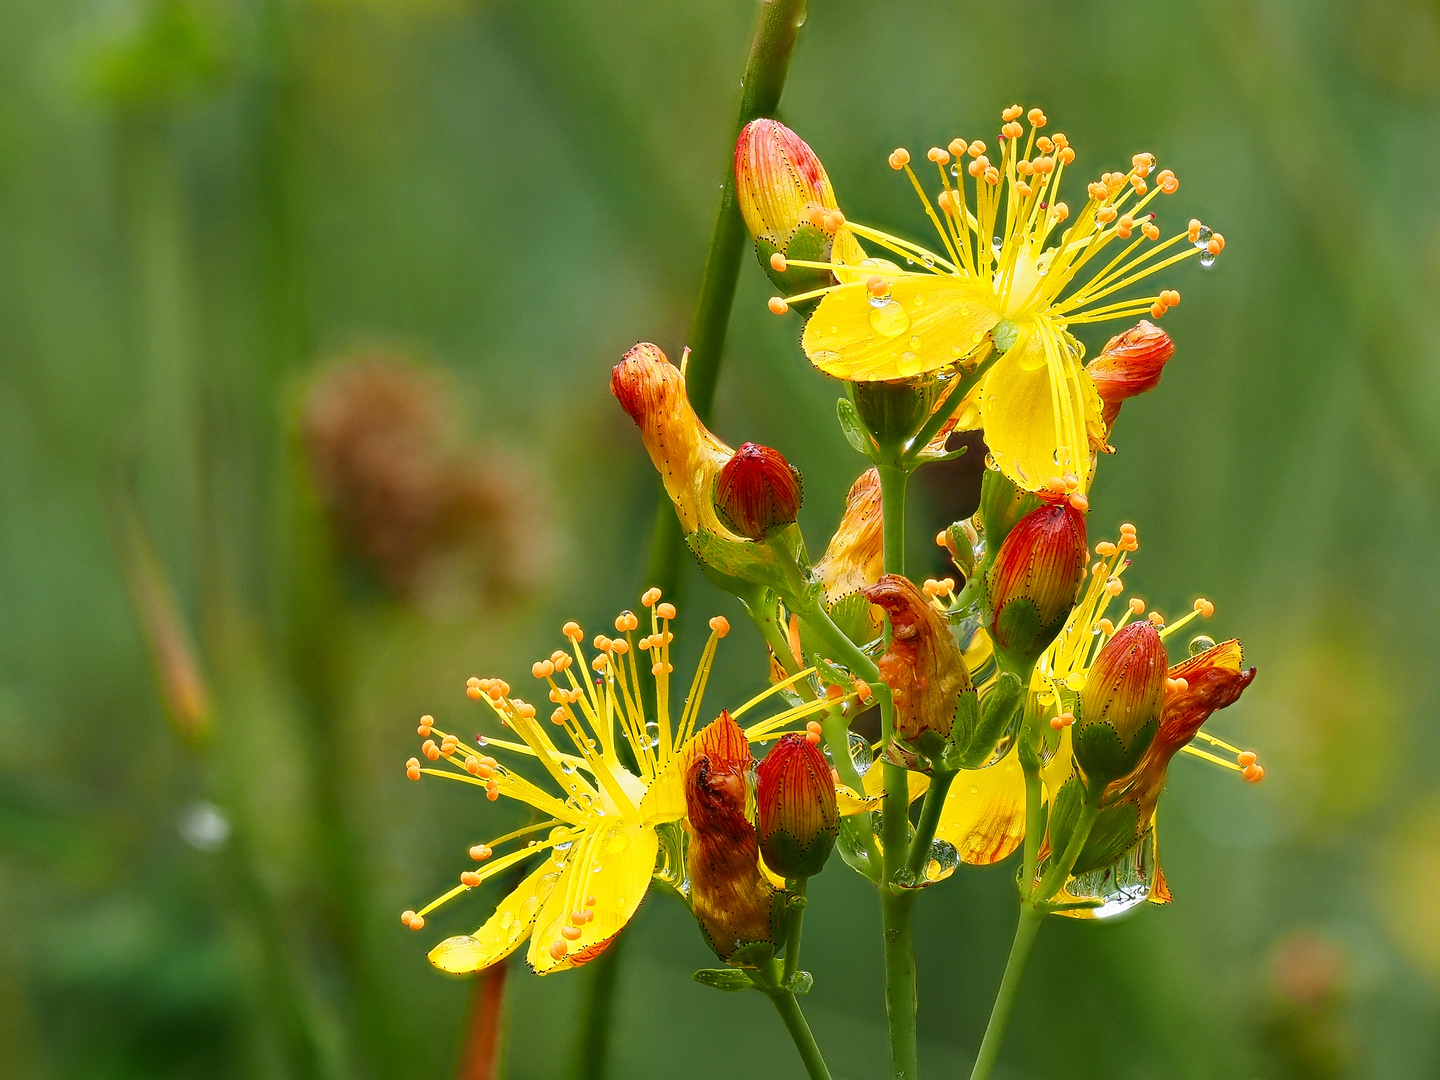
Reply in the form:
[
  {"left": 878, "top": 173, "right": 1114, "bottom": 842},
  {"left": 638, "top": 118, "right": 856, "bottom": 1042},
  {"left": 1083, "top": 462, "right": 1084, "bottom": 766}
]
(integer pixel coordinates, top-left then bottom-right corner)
[
  {"left": 1073, "top": 621, "right": 1167, "bottom": 794},
  {"left": 1087, "top": 320, "right": 1174, "bottom": 429},
  {"left": 815, "top": 469, "right": 885, "bottom": 640},
  {"left": 756, "top": 733, "right": 838, "bottom": 879},
  {"left": 711, "top": 442, "right": 803, "bottom": 541},
  {"left": 734, "top": 119, "right": 865, "bottom": 294},
  {"left": 851, "top": 377, "right": 945, "bottom": 449},
  {"left": 685, "top": 712, "right": 782, "bottom": 964},
  {"left": 984, "top": 501, "right": 1088, "bottom": 669},
  {"left": 863, "top": 574, "right": 976, "bottom": 767}
]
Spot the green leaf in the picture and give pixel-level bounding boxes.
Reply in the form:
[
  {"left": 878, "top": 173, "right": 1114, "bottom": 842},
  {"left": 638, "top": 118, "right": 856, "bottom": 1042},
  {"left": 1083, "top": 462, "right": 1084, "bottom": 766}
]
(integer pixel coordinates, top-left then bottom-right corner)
[
  {"left": 836, "top": 397, "right": 871, "bottom": 457},
  {"left": 692, "top": 968, "right": 754, "bottom": 992}
]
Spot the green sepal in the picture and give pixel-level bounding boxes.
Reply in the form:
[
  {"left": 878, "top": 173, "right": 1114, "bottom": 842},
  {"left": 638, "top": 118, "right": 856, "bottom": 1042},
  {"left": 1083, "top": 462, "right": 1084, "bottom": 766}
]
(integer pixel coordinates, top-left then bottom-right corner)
[
  {"left": 1046, "top": 774, "right": 1086, "bottom": 862},
  {"left": 756, "top": 228, "right": 832, "bottom": 297},
  {"left": 726, "top": 940, "right": 778, "bottom": 971},
  {"left": 948, "top": 671, "right": 1023, "bottom": 770},
  {"left": 1072, "top": 716, "right": 1159, "bottom": 800},
  {"left": 692, "top": 968, "right": 754, "bottom": 992},
  {"left": 1072, "top": 801, "right": 1143, "bottom": 876},
  {"left": 851, "top": 377, "right": 942, "bottom": 449},
  {"left": 990, "top": 598, "right": 1068, "bottom": 670},
  {"left": 827, "top": 591, "right": 880, "bottom": 646},
  {"left": 687, "top": 521, "right": 813, "bottom": 607},
  {"left": 762, "top": 828, "right": 834, "bottom": 880},
  {"left": 836, "top": 396, "right": 873, "bottom": 458}
]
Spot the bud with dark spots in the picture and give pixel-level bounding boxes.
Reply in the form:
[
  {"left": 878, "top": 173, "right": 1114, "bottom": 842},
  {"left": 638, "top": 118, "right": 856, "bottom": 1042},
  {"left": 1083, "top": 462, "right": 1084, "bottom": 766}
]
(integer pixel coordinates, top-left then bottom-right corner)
[
  {"left": 862, "top": 574, "right": 978, "bottom": 770},
  {"left": 712, "top": 442, "right": 803, "bottom": 541},
  {"left": 684, "top": 713, "right": 782, "bottom": 965},
  {"left": 1087, "top": 320, "right": 1174, "bottom": 429},
  {"left": 734, "top": 119, "right": 866, "bottom": 296},
  {"left": 984, "top": 501, "right": 1088, "bottom": 671},
  {"left": 1073, "top": 621, "right": 1168, "bottom": 795},
  {"left": 756, "top": 733, "right": 838, "bottom": 880}
]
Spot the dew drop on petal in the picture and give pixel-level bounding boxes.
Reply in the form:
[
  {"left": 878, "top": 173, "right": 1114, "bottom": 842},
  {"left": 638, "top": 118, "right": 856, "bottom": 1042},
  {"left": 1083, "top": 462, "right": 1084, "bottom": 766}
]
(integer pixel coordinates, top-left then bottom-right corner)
[
  {"left": 869, "top": 301, "right": 910, "bottom": 337},
  {"left": 1188, "top": 634, "right": 1216, "bottom": 656}
]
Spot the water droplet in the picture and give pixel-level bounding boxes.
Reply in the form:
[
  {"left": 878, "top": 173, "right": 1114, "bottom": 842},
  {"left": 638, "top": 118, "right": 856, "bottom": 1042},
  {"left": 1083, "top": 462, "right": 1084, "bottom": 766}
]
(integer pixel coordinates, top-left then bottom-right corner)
[
  {"left": 1188, "top": 634, "right": 1216, "bottom": 657},
  {"left": 868, "top": 300, "right": 910, "bottom": 337},
  {"left": 554, "top": 839, "right": 573, "bottom": 853},
  {"left": 1199, "top": 252, "right": 1216, "bottom": 268},
  {"left": 177, "top": 800, "right": 230, "bottom": 851},
  {"left": 645, "top": 721, "right": 660, "bottom": 749},
  {"left": 921, "top": 254, "right": 935, "bottom": 268},
  {"left": 475, "top": 734, "right": 487, "bottom": 746},
  {"left": 992, "top": 235, "right": 1003, "bottom": 253},
  {"left": 911, "top": 293, "right": 925, "bottom": 307},
  {"left": 1055, "top": 830, "right": 1160, "bottom": 920},
  {"left": 499, "top": 911, "right": 517, "bottom": 930},
  {"left": 1192, "top": 224, "right": 1213, "bottom": 250},
  {"left": 950, "top": 164, "right": 960, "bottom": 178},
  {"left": 561, "top": 760, "right": 577, "bottom": 775},
  {"left": 592, "top": 863, "right": 603, "bottom": 874},
  {"left": 925, "top": 839, "right": 960, "bottom": 882},
  {"left": 847, "top": 731, "right": 873, "bottom": 777},
  {"left": 606, "top": 831, "right": 631, "bottom": 854},
  {"left": 522, "top": 896, "right": 540, "bottom": 917},
  {"left": 1064, "top": 672, "right": 1086, "bottom": 691}
]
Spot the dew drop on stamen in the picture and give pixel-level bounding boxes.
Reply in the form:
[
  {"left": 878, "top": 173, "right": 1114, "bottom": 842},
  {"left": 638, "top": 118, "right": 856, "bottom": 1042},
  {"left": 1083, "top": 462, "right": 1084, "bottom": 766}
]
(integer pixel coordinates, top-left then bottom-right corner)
[
  {"left": 1188, "top": 634, "right": 1216, "bottom": 656},
  {"left": 1192, "top": 224, "right": 1213, "bottom": 249},
  {"left": 644, "top": 721, "right": 660, "bottom": 748},
  {"left": 1199, "top": 252, "right": 1216, "bottom": 268},
  {"left": 950, "top": 164, "right": 960, "bottom": 178}
]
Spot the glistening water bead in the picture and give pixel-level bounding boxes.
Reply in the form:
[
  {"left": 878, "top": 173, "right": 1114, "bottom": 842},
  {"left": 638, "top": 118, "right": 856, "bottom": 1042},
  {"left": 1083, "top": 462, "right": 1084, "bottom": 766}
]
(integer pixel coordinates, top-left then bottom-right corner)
[{"left": 1188, "top": 634, "right": 1216, "bottom": 656}]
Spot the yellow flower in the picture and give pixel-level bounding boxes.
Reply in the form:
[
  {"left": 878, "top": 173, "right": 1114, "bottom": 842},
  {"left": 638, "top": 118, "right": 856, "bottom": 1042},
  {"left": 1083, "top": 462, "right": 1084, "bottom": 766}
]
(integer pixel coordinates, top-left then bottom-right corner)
[
  {"left": 924, "top": 521, "right": 1260, "bottom": 882},
  {"left": 776, "top": 104, "right": 1220, "bottom": 494},
  {"left": 402, "top": 589, "right": 862, "bottom": 974}
]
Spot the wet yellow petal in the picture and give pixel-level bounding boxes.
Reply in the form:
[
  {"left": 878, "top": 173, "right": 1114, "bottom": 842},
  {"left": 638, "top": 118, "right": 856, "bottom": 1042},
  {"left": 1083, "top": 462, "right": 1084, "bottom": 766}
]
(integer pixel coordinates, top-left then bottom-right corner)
[
  {"left": 428, "top": 854, "right": 566, "bottom": 973},
  {"left": 527, "top": 820, "right": 658, "bottom": 974},
  {"left": 836, "top": 784, "right": 882, "bottom": 815},
  {"left": 979, "top": 317, "right": 1103, "bottom": 493},
  {"left": 861, "top": 760, "right": 929, "bottom": 803},
  {"left": 803, "top": 277, "right": 1000, "bottom": 381}
]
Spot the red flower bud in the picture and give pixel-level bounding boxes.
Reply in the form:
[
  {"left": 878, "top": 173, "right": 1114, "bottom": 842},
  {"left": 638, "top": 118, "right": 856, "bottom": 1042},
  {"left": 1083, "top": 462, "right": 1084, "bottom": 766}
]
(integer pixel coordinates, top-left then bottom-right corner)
[
  {"left": 1073, "top": 621, "right": 1168, "bottom": 792},
  {"left": 1087, "top": 320, "right": 1174, "bottom": 428},
  {"left": 985, "top": 501, "right": 1088, "bottom": 668},
  {"left": 712, "top": 442, "right": 803, "bottom": 541},
  {"left": 756, "top": 733, "right": 839, "bottom": 879},
  {"left": 863, "top": 574, "right": 975, "bottom": 759},
  {"left": 684, "top": 713, "right": 781, "bottom": 962}
]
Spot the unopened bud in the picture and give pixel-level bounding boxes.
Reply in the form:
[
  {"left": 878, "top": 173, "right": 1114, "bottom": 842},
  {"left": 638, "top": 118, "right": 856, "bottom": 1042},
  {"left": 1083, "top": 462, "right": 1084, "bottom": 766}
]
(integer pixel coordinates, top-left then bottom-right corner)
[
  {"left": 756, "top": 733, "right": 839, "bottom": 879},
  {"left": 1073, "top": 621, "right": 1168, "bottom": 793},
  {"left": 712, "top": 443, "right": 803, "bottom": 541},
  {"left": 685, "top": 713, "right": 781, "bottom": 964},
  {"left": 1087, "top": 320, "right": 1174, "bottom": 428},
  {"left": 734, "top": 119, "right": 865, "bottom": 294},
  {"left": 851, "top": 378, "right": 945, "bottom": 449},
  {"left": 985, "top": 501, "right": 1088, "bottom": 669}
]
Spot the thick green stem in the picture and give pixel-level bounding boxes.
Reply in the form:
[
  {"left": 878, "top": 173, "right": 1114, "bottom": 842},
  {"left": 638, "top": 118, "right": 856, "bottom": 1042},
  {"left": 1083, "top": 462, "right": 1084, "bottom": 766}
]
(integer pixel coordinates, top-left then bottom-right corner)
[
  {"left": 881, "top": 892, "right": 919, "bottom": 1080},
  {"left": 782, "top": 878, "right": 808, "bottom": 984},
  {"left": 1034, "top": 802, "right": 1098, "bottom": 903},
  {"left": 765, "top": 983, "right": 834, "bottom": 1080},
  {"left": 966, "top": 907, "right": 1043, "bottom": 1080},
  {"left": 646, "top": 0, "right": 809, "bottom": 597},
  {"left": 903, "top": 770, "right": 955, "bottom": 880},
  {"left": 1020, "top": 761, "right": 1043, "bottom": 901}
]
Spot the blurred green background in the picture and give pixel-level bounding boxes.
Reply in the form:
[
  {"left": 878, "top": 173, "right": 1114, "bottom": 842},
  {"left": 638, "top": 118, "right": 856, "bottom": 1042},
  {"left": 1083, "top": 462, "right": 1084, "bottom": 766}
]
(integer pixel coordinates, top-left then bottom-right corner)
[{"left": 4, "top": 0, "right": 1440, "bottom": 1076}]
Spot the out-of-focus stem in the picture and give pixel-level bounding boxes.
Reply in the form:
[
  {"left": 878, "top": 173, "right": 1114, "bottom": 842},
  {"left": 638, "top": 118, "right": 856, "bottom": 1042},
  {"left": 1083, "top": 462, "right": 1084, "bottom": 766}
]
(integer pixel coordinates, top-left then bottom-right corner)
[
  {"left": 456, "top": 962, "right": 509, "bottom": 1080},
  {"left": 570, "top": 933, "right": 626, "bottom": 1080},
  {"left": 646, "top": 0, "right": 810, "bottom": 599},
  {"left": 966, "top": 906, "right": 1043, "bottom": 1080}
]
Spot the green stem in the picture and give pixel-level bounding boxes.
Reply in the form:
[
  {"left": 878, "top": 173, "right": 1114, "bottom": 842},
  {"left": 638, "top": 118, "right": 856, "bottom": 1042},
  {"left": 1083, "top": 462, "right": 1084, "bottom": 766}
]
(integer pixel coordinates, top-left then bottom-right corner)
[
  {"left": 903, "top": 770, "right": 955, "bottom": 880},
  {"left": 966, "top": 906, "right": 1043, "bottom": 1080},
  {"left": 645, "top": 0, "right": 809, "bottom": 597},
  {"left": 764, "top": 983, "right": 834, "bottom": 1080},
  {"left": 1034, "top": 802, "right": 1098, "bottom": 903},
  {"left": 569, "top": 933, "right": 625, "bottom": 1080},
  {"left": 881, "top": 891, "right": 919, "bottom": 1080},
  {"left": 782, "top": 878, "right": 808, "bottom": 984},
  {"left": 1020, "top": 760, "right": 1043, "bottom": 902}
]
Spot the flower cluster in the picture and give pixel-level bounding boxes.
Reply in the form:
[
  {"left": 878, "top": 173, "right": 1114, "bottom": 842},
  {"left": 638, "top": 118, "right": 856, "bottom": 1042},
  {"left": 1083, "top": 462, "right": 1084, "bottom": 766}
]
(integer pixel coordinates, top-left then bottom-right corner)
[{"left": 400, "top": 99, "right": 1265, "bottom": 1080}]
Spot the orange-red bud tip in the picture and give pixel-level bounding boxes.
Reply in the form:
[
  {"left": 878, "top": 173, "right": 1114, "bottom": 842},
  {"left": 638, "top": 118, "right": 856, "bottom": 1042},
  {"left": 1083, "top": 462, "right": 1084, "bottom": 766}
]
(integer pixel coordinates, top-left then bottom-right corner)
[{"left": 712, "top": 442, "right": 803, "bottom": 541}]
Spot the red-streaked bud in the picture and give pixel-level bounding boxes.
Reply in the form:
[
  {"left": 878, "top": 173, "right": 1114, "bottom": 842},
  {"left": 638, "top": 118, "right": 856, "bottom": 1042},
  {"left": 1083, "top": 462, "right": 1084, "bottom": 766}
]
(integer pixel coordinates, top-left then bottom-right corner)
[
  {"left": 734, "top": 119, "right": 865, "bottom": 293},
  {"left": 985, "top": 501, "right": 1088, "bottom": 669},
  {"left": 1073, "top": 621, "right": 1168, "bottom": 793},
  {"left": 712, "top": 442, "right": 803, "bottom": 541},
  {"left": 612, "top": 343, "right": 734, "bottom": 537},
  {"left": 684, "top": 712, "right": 781, "bottom": 963},
  {"left": 863, "top": 575, "right": 976, "bottom": 763},
  {"left": 1087, "top": 320, "right": 1174, "bottom": 428},
  {"left": 756, "top": 733, "right": 838, "bottom": 879}
]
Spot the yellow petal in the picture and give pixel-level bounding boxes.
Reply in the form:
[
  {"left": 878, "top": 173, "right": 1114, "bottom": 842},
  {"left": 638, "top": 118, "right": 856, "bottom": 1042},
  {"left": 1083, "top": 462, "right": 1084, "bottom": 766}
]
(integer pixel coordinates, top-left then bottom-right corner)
[
  {"left": 428, "top": 854, "right": 566, "bottom": 974},
  {"left": 861, "top": 759, "right": 929, "bottom": 803},
  {"left": 803, "top": 277, "right": 1000, "bottom": 381},
  {"left": 935, "top": 726, "right": 1074, "bottom": 866},
  {"left": 978, "top": 317, "right": 1103, "bottom": 493},
  {"left": 836, "top": 784, "right": 882, "bottom": 815},
  {"left": 526, "top": 820, "right": 658, "bottom": 974}
]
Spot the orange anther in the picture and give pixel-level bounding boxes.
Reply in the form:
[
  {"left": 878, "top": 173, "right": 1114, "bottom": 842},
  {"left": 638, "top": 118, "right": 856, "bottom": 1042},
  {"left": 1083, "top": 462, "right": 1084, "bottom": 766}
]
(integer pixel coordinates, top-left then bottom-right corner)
[
  {"left": 422, "top": 739, "right": 440, "bottom": 761},
  {"left": 1188, "top": 219, "right": 1203, "bottom": 243},
  {"left": 486, "top": 782, "right": 500, "bottom": 801},
  {"left": 1057, "top": 147, "right": 1075, "bottom": 165},
  {"left": 642, "top": 587, "right": 662, "bottom": 606},
  {"left": 562, "top": 621, "right": 583, "bottom": 642},
  {"left": 409, "top": 913, "right": 424, "bottom": 930},
  {"left": 1206, "top": 236, "right": 1223, "bottom": 256},
  {"left": 1002, "top": 121, "right": 1023, "bottom": 139},
  {"left": 825, "top": 684, "right": 843, "bottom": 700},
  {"left": 1237, "top": 751, "right": 1258, "bottom": 768},
  {"left": 806, "top": 720, "right": 824, "bottom": 734},
  {"left": 1242, "top": 764, "right": 1265, "bottom": 783},
  {"left": 1105, "top": 579, "right": 1123, "bottom": 597},
  {"left": 927, "top": 147, "right": 950, "bottom": 165},
  {"left": 1015, "top": 181, "right": 1033, "bottom": 199},
  {"left": 1036, "top": 136, "right": 1054, "bottom": 153},
  {"left": 888, "top": 148, "right": 910, "bottom": 170},
  {"left": 1027, "top": 107, "right": 1046, "bottom": 127},
  {"left": 585, "top": 895, "right": 597, "bottom": 906},
  {"left": 470, "top": 844, "right": 493, "bottom": 861},
  {"left": 1128, "top": 597, "right": 1146, "bottom": 614},
  {"left": 855, "top": 680, "right": 872, "bottom": 702},
  {"left": 467, "top": 685, "right": 483, "bottom": 700},
  {"left": 1002, "top": 104, "right": 1023, "bottom": 121},
  {"left": 1096, "top": 541, "right": 1117, "bottom": 557},
  {"left": 1142, "top": 222, "right": 1160, "bottom": 240},
  {"left": 948, "top": 138, "right": 967, "bottom": 155},
  {"left": 461, "top": 871, "right": 481, "bottom": 887},
  {"left": 405, "top": 760, "right": 421, "bottom": 781},
  {"left": 968, "top": 140, "right": 986, "bottom": 156},
  {"left": 1051, "top": 202, "right": 1069, "bottom": 222},
  {"left": 867, "top": 275, "right": 889, "bottom": 297},
  {"left": 1096, "top": 206, "right": 1117, "bottom": 224},
  {"left": 1150, "top": 302, "right": 1167, "bottom": 318},
  {"left": 549, "top": 940, "right": 568, "bottom": 959},
  {"left": 1194, "top": 598, "right": 1215, "bottom": 618},
  {"left": 401, "top": 909, "right": 417, "bottom": 927},
  {"left": 805, "top": 731, "right": 821, "bottom": 745},
  {"left": 1098, "top": 618, "right": 1115, "bottom": 635},
  {"left": 984, "top": 167, "right": 999, "bottom": 185},
  {"left": 657, "top": 602, "right": 677, "bottom": 620},
  {"left": 1068, "top": 492, "right": 1089, "bottom": 512},
  {"left": 561, "top": 925, "right": 582, "bottom": 941},
  {"left": 532, "top": 660, "right": 554, "bottom": 679},
  {"left": 769, "top": 252, "right": 788, "bottom": 272},
  {"left": 768, "top": 297, "right": 789, "bottom": 315}
]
